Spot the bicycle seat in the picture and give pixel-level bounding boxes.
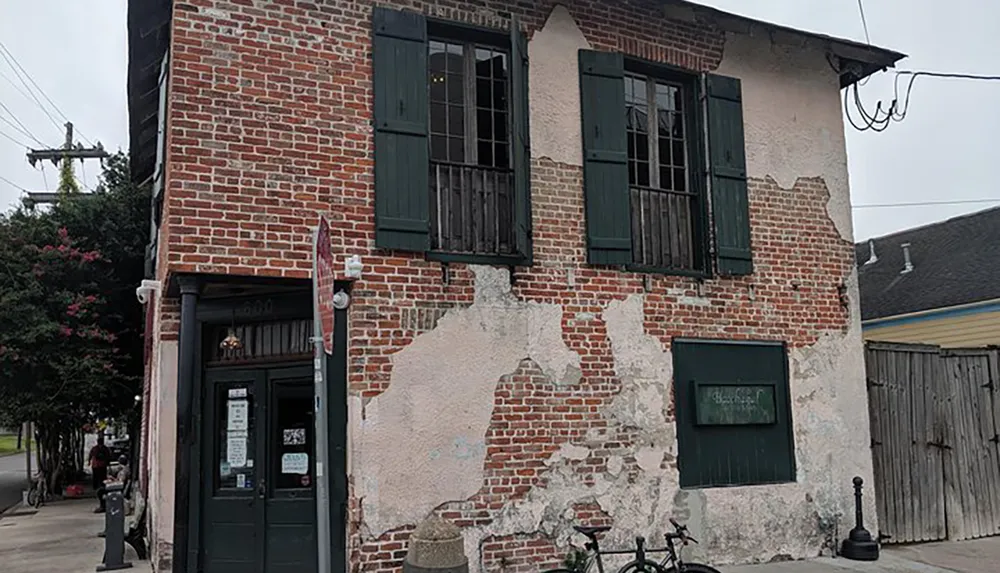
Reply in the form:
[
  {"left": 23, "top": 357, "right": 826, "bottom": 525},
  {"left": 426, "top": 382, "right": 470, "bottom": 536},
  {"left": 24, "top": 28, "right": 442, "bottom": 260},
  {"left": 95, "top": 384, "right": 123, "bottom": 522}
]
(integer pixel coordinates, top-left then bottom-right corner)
[{"left": 573, "top": 525, "right": 612, "bottom": 538}]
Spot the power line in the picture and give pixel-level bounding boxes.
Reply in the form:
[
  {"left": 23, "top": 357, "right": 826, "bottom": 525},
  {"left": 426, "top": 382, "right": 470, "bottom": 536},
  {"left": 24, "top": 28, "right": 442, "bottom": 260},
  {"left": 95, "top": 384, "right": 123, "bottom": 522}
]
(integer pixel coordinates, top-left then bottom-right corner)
[
  {"left": 0, "top": 128, "right": 30, "bottom": 148},
  {"left": 0, "top": 173, "right": 27, "bottom": 192},
  {"left": 853, "top": 198, "right": 1000, "bottom": 209},
  {"left": 0, "top": 100, "right": 43, "bottom": 145},
  {"left": 0, "top": 113, "right": 44, "bottom": 146},
  {"left": 0, "top": 41, "right": 94, "bottom": 146},
  {"left": 0, "top": 60, "right": 62, "bottom": 135},
  {"left": 846, "top": 69, "right": 1000, "bottom": 132},
  {"left": 856, "top": 0, "right": 872, "bottom": 45}
]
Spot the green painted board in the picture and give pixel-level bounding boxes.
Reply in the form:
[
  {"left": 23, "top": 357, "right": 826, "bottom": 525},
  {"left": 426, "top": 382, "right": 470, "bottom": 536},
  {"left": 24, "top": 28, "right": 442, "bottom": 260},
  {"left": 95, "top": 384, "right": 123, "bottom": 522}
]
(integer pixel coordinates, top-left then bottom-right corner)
[{"left": 695, "top": 382, "right": 776, "bottom": 426}]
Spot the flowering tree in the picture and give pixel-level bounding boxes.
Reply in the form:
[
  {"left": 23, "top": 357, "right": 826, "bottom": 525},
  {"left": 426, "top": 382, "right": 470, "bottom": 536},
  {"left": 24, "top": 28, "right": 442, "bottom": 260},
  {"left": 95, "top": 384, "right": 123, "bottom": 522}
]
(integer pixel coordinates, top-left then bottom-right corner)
[{"left": 0, "top": 152, "right": 148, "bottom": 489}]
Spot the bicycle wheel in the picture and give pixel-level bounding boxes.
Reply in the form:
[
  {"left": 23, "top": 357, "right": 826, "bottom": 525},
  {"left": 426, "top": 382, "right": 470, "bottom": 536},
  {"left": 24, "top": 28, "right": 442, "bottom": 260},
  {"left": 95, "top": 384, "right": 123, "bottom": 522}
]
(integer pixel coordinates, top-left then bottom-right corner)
[
  {"left": 27, "top": 485, "right": 40, "bottom": 508},
  {"left": 619, "top": 559, "right": 669, "bottom": 573},
  {"left": 540, "top": 568, "right": 580, "bottom": 573},
  {"left": 664, "top": 563, "right": 722, "bottom": 573}
]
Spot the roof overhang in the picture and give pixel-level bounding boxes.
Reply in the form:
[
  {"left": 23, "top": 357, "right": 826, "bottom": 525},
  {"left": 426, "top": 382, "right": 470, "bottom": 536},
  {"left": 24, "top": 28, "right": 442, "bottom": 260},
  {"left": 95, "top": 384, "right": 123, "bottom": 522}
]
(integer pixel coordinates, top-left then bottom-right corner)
[
  {"left": 125, "top": 0, "right": 906, "bottom": 184},
  {"left": 126, "top": 0, "right": 172, "bottom": 184},
  {"left": 665, "top": 1, "right": 907, "bottom": 88}
]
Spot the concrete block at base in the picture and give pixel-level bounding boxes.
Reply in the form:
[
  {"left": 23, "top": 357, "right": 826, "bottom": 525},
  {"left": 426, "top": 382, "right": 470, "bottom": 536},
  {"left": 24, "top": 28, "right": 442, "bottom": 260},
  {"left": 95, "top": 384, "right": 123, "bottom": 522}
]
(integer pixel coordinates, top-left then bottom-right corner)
[{"left": 403, "top": 516, "right": 469, "bottom": 573}]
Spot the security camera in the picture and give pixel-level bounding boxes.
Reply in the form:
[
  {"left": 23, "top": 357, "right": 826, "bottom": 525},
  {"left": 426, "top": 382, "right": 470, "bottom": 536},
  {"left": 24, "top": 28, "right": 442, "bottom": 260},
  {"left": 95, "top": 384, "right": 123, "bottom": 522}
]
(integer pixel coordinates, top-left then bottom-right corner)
[{"left": 136, "top": 279, "right": 162, "bottom": 305}]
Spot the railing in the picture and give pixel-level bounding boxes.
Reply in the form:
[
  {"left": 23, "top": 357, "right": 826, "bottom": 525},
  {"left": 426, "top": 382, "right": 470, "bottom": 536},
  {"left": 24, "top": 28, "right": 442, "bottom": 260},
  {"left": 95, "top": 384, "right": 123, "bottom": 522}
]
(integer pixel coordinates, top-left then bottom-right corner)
[
  {"left": 430, "top": 161, "right": 516, "bottom": 256},
  {"left": 630, "top": 185, "right": 698, "bottom": 270}
]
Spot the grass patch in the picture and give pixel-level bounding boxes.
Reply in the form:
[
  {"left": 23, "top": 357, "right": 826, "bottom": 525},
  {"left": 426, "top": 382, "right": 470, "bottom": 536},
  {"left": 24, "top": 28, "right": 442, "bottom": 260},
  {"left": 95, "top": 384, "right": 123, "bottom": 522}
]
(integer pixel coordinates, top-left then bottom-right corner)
[{"left": 0, "top": 434, "right": 23, "bottom": 456}]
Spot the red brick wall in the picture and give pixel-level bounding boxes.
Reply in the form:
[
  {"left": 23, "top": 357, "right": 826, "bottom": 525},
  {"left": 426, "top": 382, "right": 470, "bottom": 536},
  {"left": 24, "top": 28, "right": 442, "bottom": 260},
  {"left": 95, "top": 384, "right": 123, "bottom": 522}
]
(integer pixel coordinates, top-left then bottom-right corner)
[{"left": 162, "top": 1, "right": 853, "bottom": 571}]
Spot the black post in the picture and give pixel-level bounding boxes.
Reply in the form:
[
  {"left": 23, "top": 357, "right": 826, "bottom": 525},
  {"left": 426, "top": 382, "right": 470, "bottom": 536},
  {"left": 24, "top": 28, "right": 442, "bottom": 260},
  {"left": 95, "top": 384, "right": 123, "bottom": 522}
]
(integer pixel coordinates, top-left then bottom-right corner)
[
  {"left": 840, "top": 476, "right": 879, "bottom": 560},
  {"left": 172, "top": 277, "right": 200, "bottom": 573},
  {"left": 96, "top": 483, "right": 133, "bottom": 571}
]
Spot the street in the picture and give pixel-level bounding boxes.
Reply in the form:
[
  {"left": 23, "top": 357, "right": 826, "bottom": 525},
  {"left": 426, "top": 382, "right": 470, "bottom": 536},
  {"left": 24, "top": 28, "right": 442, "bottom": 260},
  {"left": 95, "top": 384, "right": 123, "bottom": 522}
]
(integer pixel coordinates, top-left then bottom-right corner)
[{"left": 0, "top": 451, "right": 28, "bottom": 513}]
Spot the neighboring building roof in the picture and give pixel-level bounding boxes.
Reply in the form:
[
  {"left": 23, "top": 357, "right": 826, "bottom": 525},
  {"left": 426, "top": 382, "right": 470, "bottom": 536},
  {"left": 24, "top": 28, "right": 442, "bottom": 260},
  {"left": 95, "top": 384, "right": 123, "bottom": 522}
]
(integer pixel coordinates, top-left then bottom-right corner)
[
  {"left": 856, "top": 206, "right": 1000, "bottom": 321},
  {"left": 125, "top": 0, "right": 906, "bottom": 184}
]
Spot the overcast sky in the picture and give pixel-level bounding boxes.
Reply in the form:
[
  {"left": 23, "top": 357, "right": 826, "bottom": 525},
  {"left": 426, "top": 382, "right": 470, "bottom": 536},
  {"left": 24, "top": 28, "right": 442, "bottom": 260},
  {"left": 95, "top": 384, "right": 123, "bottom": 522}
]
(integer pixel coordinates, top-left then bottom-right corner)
[{"left": 1, "top": 0, "right": 997, "bottom": 241}]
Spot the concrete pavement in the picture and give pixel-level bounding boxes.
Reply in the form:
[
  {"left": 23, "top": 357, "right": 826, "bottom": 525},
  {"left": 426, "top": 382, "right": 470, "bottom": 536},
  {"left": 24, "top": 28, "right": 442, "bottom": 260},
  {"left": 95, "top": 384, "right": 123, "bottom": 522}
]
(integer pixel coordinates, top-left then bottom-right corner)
[
  {"left": 0, "top": 497, "right": 150, "bottom": 573},
  {"left": 0, "top": 450, "right": 30, "bottom": 513},
  {"left": 719, "top": 538, "right": 1000, "bottom": 573}
]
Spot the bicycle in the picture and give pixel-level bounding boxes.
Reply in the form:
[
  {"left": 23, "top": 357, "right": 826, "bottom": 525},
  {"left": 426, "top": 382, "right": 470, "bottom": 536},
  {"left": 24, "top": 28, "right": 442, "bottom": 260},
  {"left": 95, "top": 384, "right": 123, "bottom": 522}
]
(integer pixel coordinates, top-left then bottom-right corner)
[
  {"left": 541, "top": 518, "right": 721, "bottom": 573},
  {"left": 26, "top": 469, "right": 50, "bottom": 509}
]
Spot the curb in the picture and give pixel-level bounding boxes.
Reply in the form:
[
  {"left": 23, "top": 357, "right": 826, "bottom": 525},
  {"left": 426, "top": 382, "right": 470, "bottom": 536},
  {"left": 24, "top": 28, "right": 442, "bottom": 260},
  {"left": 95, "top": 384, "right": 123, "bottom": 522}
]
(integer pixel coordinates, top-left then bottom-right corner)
[{"left": 0, "top": 450, "right": 24, "bottom": 459}]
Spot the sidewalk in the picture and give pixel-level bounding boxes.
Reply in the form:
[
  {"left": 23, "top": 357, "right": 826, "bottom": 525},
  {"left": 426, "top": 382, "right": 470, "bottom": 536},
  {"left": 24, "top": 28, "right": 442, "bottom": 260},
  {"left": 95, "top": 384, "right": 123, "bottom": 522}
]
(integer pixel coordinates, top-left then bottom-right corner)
[
  {"left": 0, "top": 496, "right": 150, "bottom": 573},
  {"left": 720, "top": 537, "right": 1000, "bottom": 573}
]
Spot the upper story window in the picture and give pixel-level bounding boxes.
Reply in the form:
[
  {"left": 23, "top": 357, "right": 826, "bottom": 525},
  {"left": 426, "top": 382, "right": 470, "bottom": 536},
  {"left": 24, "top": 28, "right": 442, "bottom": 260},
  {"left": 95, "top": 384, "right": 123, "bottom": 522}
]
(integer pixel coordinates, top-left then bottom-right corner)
[
  {"left": 624, "top": 72, "right": 698, "bottom": 270},
  {"left": 580, "top": 51, "right": 753, "bottom": 278},
  {"left": 372, "top": 7, "right": 532, "bottom": 264},
  {"left": 428, "top": 38, "right": 515, "bottom": 256}
]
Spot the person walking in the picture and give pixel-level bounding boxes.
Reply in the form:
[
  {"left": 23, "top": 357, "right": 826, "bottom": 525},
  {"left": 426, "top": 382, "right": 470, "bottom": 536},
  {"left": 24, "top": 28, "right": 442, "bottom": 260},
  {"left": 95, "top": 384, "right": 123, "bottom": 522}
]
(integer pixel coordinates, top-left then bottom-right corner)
[{"left": 88, "top": 434, "right": 111, "bottom": 513}]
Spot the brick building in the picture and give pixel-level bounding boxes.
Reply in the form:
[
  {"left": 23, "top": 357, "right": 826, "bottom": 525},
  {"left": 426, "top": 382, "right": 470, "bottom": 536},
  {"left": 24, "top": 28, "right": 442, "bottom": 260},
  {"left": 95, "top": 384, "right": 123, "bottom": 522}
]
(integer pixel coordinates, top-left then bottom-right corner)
[{"left": 125, "top": 1, "right": 905, "bottom": 572}]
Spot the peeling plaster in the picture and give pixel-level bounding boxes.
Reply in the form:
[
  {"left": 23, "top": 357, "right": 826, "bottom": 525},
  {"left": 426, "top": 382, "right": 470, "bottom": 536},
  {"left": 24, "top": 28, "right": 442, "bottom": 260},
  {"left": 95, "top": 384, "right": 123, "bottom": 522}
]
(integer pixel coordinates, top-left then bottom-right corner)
[
  {"left": 356, "top": 266, "right": 581, "bottom": 537},
  {"left": 714, "top": 32, "right": 855, "bottom": 242},
  {"left": 528, "top": 5, "right": 590, "bottom": 167}
]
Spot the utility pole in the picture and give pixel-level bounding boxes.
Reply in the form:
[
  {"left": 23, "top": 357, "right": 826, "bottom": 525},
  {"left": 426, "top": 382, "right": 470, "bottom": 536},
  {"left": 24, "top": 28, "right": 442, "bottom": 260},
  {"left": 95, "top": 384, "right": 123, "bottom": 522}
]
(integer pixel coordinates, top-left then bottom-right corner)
[
  {"left": 24, "top": 122, "right": 108, "bottom": 206},
  {"left": 24, "top": 421, "right": 31, "bottom": 482}
]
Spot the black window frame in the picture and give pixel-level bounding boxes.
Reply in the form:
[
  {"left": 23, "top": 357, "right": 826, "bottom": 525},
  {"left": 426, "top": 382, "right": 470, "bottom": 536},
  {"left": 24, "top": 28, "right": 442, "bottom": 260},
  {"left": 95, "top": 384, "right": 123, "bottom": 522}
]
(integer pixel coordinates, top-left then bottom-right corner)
[
  {"left": 622, "top": 57, "right": 711, "bottom": 278},
  {"left": 424, "top": 19, "right": 523, "bottom": 266}
]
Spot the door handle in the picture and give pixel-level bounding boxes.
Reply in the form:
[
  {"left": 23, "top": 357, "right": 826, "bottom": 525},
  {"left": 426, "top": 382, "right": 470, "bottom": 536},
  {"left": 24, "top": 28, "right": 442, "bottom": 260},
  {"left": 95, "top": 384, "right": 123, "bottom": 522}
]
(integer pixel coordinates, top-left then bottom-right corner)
[{"left": 257, "top": 479, "right": 266, "bottom": 499}]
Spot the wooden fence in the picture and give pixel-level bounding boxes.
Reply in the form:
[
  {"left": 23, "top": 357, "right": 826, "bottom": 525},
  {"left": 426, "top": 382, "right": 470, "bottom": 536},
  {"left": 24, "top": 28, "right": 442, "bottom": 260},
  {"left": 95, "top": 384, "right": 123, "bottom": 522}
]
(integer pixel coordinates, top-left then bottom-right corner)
[{"left": 866, "top": 342, "right": 1000, "bottom": 543}]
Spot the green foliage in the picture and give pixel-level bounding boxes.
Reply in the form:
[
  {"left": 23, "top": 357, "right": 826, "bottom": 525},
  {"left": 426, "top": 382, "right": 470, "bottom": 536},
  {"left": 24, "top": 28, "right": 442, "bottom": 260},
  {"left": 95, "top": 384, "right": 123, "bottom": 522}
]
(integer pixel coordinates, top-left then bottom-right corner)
[
  {"left": 58, "top": 155, "right": 82, "bottom": 195},
  {"left": 0, "top": 152, "right": 149, "bottom": 481},
  {"left": 563, "top": 548, "right": 590, "bottom": 573}
]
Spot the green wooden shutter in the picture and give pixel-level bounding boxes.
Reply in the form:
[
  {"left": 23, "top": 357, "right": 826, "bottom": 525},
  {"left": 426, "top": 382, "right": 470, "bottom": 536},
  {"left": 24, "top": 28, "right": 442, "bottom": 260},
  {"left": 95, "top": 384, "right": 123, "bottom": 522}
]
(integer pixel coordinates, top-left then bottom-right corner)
[
  {"left": 579, "top": 50, "right": 631, "bottom": 266},
  {"left": 373, "top": 7, "right": 430, "bottom": 252},
  {"left": 510, "top": 16, "right": 532, "bottom": 263},
  {"left": 705, "top": 74, "right": 752, "bottom": 275}
]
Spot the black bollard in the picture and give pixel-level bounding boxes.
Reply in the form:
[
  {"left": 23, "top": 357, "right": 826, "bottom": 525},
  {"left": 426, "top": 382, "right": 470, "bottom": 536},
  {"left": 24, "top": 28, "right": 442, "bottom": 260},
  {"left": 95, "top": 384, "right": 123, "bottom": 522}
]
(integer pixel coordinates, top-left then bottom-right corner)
[
  {"left": 96, "top": 483, "right": 133, "bottom": 571},
  {"left": 840, "top": 476, "right": 879, "bottom": 561}
]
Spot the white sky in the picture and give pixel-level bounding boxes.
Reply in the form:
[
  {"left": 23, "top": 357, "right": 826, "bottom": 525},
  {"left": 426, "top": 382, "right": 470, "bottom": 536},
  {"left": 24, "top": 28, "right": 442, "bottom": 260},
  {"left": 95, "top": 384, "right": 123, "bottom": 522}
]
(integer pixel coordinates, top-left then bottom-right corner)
[{"left": 0, "top": 0, "right": 998, "bottom": 241}]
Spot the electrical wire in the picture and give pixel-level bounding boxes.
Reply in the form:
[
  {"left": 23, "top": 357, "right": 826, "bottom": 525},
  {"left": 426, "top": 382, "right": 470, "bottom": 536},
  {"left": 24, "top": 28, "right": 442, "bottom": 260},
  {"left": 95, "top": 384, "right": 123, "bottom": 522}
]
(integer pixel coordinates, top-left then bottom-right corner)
[
  {"left": 856, "top": 0, "right": 871, "bottom": 45},
  {"left": 0, "top": 128, "right": 30, "bottom": 148},
  {"left": 0, "top": 53, "right": 63, "bottom": 136},
  {"left": 40, "top": 164, "right": 49, "bottom": 191},
  {"left": 0, "top": 41, "right": 92, "bottom": 145},
  {"left": 853, "top": 198, "right": 1000, "bottom": 209},
  {"left": 0, "top": 100, "right": 43, "bottom": 146},
  {"left": 846, "top": 70, "right": 1000, "bottom": 132},
  {"left": 0, "top": 113, "right": 44, "bottom": 146},
  {"left": 0, "top": 173, "right": 28, "bottom": 192}
]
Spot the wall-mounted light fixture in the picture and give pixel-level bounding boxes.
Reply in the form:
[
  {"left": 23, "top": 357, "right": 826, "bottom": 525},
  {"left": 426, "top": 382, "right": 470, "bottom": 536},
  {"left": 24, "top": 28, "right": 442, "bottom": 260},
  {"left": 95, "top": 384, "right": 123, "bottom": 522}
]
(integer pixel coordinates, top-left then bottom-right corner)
[{"left": 345, "top": 254, "right": 363, "bottom": 279}]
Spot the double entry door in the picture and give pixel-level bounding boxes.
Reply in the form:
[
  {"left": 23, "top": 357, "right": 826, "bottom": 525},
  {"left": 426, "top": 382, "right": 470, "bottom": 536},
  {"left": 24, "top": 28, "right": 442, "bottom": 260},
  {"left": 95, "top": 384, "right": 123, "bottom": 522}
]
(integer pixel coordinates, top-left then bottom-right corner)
[{"left": 201, "top": 365, "right": 318, "bottom": 573}]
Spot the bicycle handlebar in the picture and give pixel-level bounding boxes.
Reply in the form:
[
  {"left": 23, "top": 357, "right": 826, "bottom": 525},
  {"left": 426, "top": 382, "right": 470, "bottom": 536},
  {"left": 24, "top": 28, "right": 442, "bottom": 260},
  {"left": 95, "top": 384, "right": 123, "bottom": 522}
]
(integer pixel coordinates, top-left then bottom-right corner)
[{"left": 666, "top": 519, "right": 698, "bottom": 544}]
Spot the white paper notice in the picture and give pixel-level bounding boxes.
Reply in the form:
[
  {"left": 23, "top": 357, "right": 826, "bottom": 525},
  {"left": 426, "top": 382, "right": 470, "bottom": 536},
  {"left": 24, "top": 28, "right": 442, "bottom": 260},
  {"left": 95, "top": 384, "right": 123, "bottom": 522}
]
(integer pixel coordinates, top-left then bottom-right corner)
[
  {"left": 236, "top": 474, "right": 246, "bottom": 489},
  {"left": 281, "top": 453, "right": 309, "bottom": 474},
  {"left": 228, "top": 387, "right": 247, "bottom": 398},
  {"left": 227, "top": 400, "right": 248, "bottom": 431},
  {"left": 227, "top": 432, "right": 248, "bottom": 467}
]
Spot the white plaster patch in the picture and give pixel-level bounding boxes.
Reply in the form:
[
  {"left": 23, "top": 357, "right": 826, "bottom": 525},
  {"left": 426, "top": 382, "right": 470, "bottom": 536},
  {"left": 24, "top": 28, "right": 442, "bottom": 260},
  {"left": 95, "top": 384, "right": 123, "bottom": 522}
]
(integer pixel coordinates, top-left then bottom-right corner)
[
  {"left": 528, "top": 5, "right": 591, "bottom": 166},
  {"left": 356, "top": 266, "right": 581, "bottom": 537},
  {"left": 714, "top": 32, "right": 855, "bottom": 241}
]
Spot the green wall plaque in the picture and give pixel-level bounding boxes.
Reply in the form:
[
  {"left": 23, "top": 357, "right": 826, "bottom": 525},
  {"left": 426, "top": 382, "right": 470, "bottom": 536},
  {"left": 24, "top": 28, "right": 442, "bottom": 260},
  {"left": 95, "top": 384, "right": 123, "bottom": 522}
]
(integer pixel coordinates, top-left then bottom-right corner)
[{"left": 695, "top": 383, "right": 777, "bottom": 426}]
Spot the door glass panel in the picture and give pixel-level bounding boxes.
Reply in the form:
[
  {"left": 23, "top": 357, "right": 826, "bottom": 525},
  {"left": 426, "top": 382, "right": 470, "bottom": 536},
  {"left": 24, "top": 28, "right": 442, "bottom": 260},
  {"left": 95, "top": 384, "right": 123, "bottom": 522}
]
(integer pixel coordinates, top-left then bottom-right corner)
[
  {"left": 272, "top": 384, "right": 314, "bottom": 491},
  {"left": 216, "top": 382, "right": 257, "bottom": 492}
]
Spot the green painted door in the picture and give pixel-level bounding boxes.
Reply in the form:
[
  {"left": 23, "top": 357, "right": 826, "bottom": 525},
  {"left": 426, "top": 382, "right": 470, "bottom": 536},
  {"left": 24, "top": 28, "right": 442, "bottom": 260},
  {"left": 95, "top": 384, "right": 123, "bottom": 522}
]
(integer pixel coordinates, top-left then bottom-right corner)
[{"left": 201, "top": 365, "right": 318, "bottom": 573}]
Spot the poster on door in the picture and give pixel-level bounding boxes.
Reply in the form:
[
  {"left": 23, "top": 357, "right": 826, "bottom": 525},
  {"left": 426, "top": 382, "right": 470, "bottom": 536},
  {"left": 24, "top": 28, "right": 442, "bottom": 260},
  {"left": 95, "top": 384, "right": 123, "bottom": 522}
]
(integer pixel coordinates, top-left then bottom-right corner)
[
  {"left": 227, "top": 399, "right": 248, "bottom": 431},
  {"left": 227, "top": 431, "right": 248, "bottom": 467}
]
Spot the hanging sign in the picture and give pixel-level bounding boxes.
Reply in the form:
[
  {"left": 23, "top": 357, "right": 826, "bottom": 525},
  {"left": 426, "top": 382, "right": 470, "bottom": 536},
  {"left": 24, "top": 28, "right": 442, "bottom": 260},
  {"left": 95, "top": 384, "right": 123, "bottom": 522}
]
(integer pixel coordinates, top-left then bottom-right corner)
[{"left": 313, "top": 215, "right": 335, "bottom": 355}]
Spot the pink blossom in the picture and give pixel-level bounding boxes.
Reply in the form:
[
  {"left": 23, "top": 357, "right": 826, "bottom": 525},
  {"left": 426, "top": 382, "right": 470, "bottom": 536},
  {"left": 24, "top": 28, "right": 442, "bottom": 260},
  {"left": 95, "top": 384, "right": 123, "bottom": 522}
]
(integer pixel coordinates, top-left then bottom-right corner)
[{"left": 59, "top": 325, "right": 73, "bottom": 337}]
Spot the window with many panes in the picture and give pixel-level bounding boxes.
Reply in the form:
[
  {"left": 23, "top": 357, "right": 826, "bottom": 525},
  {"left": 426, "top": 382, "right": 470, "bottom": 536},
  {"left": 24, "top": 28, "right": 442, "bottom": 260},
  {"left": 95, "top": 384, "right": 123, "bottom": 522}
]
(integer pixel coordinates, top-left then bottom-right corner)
[
  {"left": 428, "top": 37, "right": 515, "bottom": 256},
  {"left": 625, "top": 71, "right": 702, "bottom": 271},
  {"left": 372, "top": 7, "right": 531, "bottom": 262},
  {"left": 580, "top": 50, "right": 752, "bottom": 277}
]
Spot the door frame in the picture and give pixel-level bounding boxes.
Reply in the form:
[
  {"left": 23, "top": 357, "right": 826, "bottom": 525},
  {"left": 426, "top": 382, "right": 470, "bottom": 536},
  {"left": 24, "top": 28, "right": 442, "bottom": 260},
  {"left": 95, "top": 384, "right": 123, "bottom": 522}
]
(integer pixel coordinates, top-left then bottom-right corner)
[{"left": 174, "top": 278, "right": 349, "bottom": 573}]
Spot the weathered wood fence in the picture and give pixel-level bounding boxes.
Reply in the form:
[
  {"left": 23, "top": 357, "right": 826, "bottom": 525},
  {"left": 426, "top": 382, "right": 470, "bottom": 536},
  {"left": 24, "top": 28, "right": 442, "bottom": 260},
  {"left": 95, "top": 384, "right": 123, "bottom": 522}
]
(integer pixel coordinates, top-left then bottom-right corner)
[{"left": 866, "top": 342, "right": 1000, "bottom": 543}]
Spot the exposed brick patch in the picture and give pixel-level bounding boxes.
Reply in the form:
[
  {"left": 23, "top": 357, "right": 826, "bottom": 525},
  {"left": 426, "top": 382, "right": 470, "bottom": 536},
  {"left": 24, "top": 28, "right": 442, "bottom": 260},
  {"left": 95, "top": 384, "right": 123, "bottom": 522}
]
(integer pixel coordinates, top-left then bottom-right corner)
[{"left": 157, "top": 1, "right": 854, "bottom": 571}]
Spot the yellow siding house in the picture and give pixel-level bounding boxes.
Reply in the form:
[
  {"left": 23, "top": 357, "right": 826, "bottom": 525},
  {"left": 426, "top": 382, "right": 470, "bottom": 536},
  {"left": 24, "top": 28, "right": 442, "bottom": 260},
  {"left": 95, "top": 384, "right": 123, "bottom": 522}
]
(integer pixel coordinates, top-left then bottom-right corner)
[{"left": 857, "top": 207, "right": 1000, "bottom": 348}]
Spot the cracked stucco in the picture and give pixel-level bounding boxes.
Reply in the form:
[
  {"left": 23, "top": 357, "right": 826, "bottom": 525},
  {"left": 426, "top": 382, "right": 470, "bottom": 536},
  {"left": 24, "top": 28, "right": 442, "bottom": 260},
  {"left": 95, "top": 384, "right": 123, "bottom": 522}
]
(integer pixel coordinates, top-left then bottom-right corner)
[
  {"left": 350, "top": 5, "right": 874, "bottom": 568},
  {"left": 714, "top": 32, "right": 855, "bottom": 242},
  {"left": 356, "top": 266, "right": 581, "bottom": 538},
  {"left": 528, "top": 5, "right": 591, "bottom": 167}
]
